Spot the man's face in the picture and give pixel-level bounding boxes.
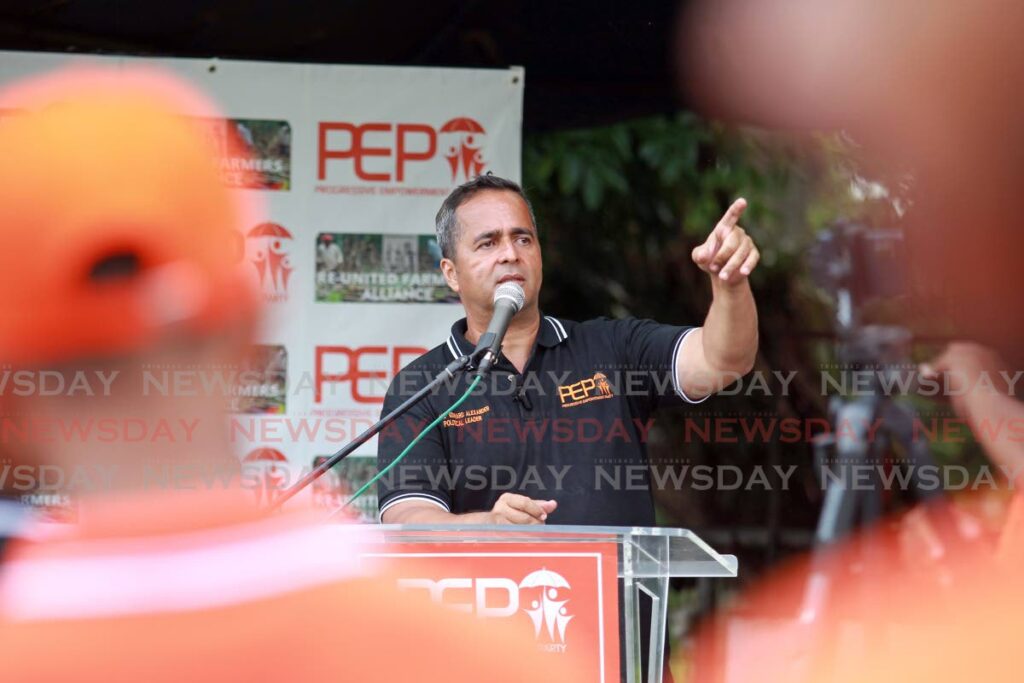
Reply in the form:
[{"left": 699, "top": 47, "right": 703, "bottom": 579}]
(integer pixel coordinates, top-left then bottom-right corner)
[{"left": 440, "top": 190, "right": 542, "bottom": 318}]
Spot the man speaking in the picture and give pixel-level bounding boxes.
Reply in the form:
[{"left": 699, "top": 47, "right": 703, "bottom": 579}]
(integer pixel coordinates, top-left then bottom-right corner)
[{"left": 377, "top": 174, "right": 759, "bottom": 526}]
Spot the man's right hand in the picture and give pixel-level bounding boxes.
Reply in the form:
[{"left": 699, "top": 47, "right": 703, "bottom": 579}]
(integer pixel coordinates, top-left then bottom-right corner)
[{"left": 488, "top": 493, "right": 557, "bottom": 525}]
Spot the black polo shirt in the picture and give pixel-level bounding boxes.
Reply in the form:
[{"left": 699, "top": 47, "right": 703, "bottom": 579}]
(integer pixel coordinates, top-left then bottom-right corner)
[{"left": 376, "top": 315, "right": 706, "bottom": 525}]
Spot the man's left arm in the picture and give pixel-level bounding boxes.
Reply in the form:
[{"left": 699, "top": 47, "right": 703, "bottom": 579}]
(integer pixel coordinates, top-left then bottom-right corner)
[{"left": 677, "top": 198, "right": 760, "bottom": 399}]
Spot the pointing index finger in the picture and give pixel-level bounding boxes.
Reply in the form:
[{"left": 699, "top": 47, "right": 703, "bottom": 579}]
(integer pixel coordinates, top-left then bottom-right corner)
[{"left": 719, "top": 197, "right": 748, "bottom": 230}]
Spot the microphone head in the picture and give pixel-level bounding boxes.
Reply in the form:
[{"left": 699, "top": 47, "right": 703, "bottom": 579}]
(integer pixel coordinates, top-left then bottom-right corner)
[{"left": 493, "top": 282, "right": 526, "bottom": 312}]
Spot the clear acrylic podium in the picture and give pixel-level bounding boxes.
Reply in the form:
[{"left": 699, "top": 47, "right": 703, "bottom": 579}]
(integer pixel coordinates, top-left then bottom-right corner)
[{"left": 366, "top": 525, "right": 738, "bottom": 683}]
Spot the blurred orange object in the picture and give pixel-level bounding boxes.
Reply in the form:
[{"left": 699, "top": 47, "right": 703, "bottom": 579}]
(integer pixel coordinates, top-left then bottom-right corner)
[
  {"left": 687, "top": 499, "right": 1023, "bottom": 683},
  {"left": 0, "top": 67, "right": 259, "bottom": 366},
  {"left": 678, "top": 5, "right": 1024, "bottom": 679},
  {"left": 0, "top": 489, "right": 586, "bottom": 682},
  {"left": 679, "top": 0, "right": 1024, "bottom": 347}
]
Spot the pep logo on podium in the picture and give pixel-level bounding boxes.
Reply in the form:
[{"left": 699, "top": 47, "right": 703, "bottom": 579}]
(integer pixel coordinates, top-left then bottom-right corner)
[
  {"left": 398, "top": 568, "right": 574, "bottom": 648},
  {"left": 371, "top": 542, "right": 619, "bottom": 679},
  {"left": 519, "top": 569, "right": 575, "bottom": 645}
]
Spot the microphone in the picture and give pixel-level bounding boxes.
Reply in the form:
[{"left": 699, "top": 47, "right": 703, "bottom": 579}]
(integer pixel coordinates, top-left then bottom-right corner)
[{"left": 473, "top": 282, "right": 525, "bottom": 377}]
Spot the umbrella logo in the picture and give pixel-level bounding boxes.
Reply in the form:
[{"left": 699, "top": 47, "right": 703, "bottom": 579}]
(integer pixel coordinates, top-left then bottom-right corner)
[
  {"left": 439, "top": 117, "right": 487, "bottom": 183},
  {"left": 246, "top": 222, "right": 294, "bottom": 300},
  {"left": 519, "top": 568, "right": 574, "bottom": 643},
  {"left": 243, "top": 448, "right": 288, "bottom": 505}
]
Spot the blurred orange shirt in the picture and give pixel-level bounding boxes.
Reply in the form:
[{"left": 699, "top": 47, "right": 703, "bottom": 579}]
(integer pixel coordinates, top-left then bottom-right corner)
[{"left": 0, "top": 491, "right": 584, "bottom": 682}]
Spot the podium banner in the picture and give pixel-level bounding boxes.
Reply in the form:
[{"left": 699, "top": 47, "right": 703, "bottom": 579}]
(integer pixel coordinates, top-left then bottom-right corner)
[{"left": 365, "top": 541, "right": 620, "bottom": 682}]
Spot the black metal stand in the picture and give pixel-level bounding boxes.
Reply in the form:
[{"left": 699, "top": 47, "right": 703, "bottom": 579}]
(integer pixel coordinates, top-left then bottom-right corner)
[
  {"left": 799, "top": 326, "right": 962, "bottom": 680},
  {"left": 811, "top": 326, "right": 951, "bottom": 546}
]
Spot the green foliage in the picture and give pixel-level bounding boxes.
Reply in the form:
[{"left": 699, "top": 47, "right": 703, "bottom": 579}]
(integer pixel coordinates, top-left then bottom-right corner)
[{"left": 523, "top": 114, "right": 859, "bottom": 323}]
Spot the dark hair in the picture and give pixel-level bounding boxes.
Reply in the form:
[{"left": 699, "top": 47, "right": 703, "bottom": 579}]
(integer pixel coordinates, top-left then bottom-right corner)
[{"left": 434, "top": 174, "right": 537, "bottom": 260}]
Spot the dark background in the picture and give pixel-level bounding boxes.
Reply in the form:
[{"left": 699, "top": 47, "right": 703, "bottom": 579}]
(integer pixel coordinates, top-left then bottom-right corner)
[{"left": 0, "top": 0, "right": 688, "bottom": 130}]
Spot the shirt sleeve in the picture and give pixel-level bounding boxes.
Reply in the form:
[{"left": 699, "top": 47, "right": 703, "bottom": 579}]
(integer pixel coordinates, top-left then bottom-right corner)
[
  {"left": 375, "top": 364, "right": 453, "bottom": 521},
  {"left": 610, "top": 317, "right": 709, "bottom": 411}
]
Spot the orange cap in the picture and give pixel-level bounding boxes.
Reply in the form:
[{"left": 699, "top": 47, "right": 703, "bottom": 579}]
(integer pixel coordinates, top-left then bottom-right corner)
[{"left": 0, "top": 67, "right": 261, "bottom": 366}]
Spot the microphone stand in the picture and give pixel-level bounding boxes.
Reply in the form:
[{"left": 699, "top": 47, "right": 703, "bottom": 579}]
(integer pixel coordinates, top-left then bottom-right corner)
[{"left": 268, "top": 351, "right": 479, "bottom": 512}]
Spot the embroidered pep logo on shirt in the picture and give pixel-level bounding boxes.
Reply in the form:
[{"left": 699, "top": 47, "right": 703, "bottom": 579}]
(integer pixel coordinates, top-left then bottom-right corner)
[{"left": 557, "top": 372, "right": 614, "bottom": 408}]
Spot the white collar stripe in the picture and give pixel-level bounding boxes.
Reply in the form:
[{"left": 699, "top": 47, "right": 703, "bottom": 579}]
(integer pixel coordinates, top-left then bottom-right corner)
[{"left": 546, "top": 316, "right": 567, "bottom": 341}]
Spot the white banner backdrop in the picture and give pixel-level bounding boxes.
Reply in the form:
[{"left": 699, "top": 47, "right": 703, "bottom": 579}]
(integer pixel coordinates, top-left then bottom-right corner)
[{"left": 0, "top": 50, "right": 524, "bottom": 518}]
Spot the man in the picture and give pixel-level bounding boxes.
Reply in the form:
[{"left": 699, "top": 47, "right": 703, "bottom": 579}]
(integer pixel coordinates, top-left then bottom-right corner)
[
  {"left": 377, "top": 173, "right": 759, "bottom": 526},
  {"left": 0, "top": 69, "right": 582, "bottom": 682},
  {"left": 317, "top": 232, "right": 344, "bottom": 271},
  {"left": 376, "top": 174, "right": 759, "bottom": 681}
]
